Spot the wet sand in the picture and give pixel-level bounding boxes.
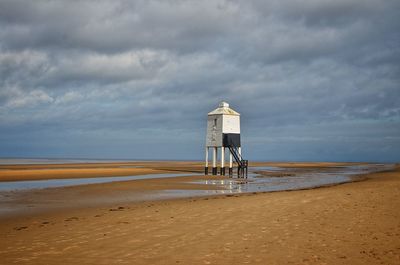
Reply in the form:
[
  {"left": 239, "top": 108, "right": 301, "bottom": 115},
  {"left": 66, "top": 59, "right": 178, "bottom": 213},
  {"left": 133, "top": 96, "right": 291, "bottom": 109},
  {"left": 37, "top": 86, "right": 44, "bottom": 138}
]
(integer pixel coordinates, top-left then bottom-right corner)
[
  {"left": 0, "top": 162, "right": 399, "bottom": 264},
  {"left": 0, "top": 161, "right": 203, "bottom": 182}
]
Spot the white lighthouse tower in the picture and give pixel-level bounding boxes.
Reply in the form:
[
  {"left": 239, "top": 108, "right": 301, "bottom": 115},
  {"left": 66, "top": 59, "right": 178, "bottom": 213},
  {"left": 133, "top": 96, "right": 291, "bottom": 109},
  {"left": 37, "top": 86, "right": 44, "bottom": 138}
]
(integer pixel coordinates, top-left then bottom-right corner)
[{"left": 205, "top": 101, "right": 248, "bottom": 177}]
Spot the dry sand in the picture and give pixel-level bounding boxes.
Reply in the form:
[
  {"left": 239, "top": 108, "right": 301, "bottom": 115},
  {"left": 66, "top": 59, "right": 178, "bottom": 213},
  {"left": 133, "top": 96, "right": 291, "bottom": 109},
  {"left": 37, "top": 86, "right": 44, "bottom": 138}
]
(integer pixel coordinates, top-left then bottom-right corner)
[{"left": 0, "top": 162, "right": 399, "bottom": 264}]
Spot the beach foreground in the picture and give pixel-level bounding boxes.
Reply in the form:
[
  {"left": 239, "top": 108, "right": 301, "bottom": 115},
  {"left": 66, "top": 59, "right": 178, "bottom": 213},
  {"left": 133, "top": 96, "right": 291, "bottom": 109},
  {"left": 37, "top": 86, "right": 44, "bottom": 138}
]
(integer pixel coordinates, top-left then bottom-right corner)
[{"left": 0, "top": 163, "right": 399, "bottom": 264}]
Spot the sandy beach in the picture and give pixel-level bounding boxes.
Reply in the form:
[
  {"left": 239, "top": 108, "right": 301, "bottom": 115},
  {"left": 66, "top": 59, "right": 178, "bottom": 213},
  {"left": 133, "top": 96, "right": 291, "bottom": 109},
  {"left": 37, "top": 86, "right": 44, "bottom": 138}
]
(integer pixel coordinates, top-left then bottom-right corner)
[{"left": 0, "top": 162, "right": 399, "bottom": 264}]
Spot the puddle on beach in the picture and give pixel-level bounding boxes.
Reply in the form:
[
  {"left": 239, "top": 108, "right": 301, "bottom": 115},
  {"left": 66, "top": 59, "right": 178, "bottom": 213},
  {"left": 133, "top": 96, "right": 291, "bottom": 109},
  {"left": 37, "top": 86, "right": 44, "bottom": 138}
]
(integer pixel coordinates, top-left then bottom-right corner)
[
  {"left": 106, "top": 164, "right": 393, "bottom": 200},
  {"left": 0, "top": 164, "right": 394, "bottom": 216},
  {"left": 0, "top": 164, "right": 392, "bottom": 194},
  {"left": 0, "top": 173, "right": 201, "bottom": 192},
  {"left": 196, "top": 164, "right": 393, "bottom": 193},
  {"left": 250, "top": 166, "right": 286, "bottom": 171},
  {"left": 191, "top": 173, "right": 351, "bottom": 194}
]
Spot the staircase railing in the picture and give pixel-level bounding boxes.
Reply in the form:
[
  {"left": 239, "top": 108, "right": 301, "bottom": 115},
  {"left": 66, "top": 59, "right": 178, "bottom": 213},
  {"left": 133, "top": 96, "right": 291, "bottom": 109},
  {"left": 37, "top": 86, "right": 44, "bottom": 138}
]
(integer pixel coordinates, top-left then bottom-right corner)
[{"left": 227, "top": 146, "right": 248, "bottom": 178}]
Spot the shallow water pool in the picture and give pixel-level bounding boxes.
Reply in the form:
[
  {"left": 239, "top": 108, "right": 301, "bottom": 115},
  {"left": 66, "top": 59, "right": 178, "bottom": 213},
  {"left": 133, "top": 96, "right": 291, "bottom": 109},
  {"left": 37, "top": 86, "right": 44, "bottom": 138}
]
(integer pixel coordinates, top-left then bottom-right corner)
[
  {"left": 0, "top": 164, "right": 393, "bottom": 196},
  {"left": 0, "top": 173, "right": 201, "bottom": 192}
]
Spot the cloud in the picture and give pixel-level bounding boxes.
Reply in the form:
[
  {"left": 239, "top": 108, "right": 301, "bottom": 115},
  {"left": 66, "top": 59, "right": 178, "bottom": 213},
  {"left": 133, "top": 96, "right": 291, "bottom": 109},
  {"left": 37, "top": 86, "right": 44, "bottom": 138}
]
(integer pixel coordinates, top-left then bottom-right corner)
[
  {"left": 54, "top": 91, "right": 84, "bottom": 105},
  {"left": 1, "top": 86, "right": 53, "bottom": 108},
  {"left": 0, "top": 0, "right": 399, "bottom": 161}
]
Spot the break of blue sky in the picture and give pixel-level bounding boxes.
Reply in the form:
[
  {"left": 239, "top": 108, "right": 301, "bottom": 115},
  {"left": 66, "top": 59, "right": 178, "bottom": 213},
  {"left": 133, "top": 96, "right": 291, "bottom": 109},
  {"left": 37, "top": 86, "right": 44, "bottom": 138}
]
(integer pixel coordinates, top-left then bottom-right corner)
[{"left": 0, "top": 0, "right": 399, "bottom": 162}]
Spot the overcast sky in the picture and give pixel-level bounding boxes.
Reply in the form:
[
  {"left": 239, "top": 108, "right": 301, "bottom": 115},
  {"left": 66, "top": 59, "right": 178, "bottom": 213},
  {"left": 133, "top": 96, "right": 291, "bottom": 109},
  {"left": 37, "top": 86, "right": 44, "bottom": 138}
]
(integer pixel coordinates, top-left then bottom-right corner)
[{"left": 0, "top": 0, "right": 399, "bottom": 162}]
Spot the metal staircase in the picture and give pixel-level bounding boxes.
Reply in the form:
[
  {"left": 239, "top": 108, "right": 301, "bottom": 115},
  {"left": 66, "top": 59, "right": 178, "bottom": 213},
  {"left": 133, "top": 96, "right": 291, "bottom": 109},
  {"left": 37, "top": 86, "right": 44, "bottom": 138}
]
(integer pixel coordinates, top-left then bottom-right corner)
[{"left": 227, "top": 145, "right": 248, "bottom": 178}]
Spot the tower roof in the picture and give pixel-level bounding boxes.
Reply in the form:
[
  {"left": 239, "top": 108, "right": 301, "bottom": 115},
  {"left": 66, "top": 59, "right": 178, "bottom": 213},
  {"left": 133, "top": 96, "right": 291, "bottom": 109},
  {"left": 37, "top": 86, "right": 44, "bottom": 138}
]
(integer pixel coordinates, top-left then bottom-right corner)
[{"left": 208, "top": 101, "right": 240, "bottom": 116}]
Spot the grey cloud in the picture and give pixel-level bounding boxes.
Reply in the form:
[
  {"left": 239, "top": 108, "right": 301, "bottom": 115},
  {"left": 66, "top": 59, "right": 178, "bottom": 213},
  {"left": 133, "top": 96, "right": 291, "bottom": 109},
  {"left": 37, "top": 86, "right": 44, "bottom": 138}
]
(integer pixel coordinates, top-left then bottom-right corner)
[
  {"left": 0, "top": 0, "right": 399, "bottom": 162},
  {"left": 0, "top": 1, "right": 238, "bottom": 53}
]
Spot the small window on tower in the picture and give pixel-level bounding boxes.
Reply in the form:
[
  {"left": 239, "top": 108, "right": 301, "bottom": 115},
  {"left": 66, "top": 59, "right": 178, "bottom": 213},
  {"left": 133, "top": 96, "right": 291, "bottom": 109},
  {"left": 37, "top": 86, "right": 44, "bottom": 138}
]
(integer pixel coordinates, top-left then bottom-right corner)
[{"left": 214, "top": 119, "right": 217, "bottom": 126}]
